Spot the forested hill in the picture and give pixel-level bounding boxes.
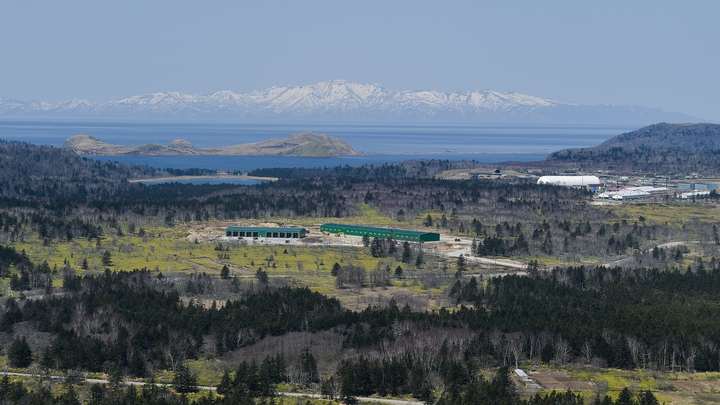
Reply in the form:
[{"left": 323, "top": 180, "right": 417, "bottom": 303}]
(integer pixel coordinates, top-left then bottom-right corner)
[
  {"left": 0, "top": 140, "right": 228, "bottom": 201},
  {"left": 545, "top": 122, "right": 720, "bottom": 175},
  {"left": 597, "top": 122, "right": 720, "bottom": 150},
  {"left": 0, "top": 140, "right": 157, "bottom": 200}
]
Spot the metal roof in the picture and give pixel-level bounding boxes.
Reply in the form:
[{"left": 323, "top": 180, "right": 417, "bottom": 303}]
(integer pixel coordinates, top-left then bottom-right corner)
[{"left": 321, "top": 223, "right": 430, "bottom": 236}]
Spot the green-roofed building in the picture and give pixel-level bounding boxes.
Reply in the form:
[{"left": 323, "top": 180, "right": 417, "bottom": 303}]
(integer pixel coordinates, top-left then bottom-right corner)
[
  {"left": 225, "top": 226, "right": 307, "bottom": 239},
  {"left": 320, "top": 223, "right": 440, "bottom": 242}
]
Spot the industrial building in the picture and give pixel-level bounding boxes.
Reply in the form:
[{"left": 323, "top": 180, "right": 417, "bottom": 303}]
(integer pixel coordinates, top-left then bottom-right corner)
[
  {"left": 679, "top": 182, "right": 718, "bottom": 191},
  {"left": 320, "top": 223, "right": 440, "bottom": 242},
  {"left": 597, "top": 186, "right": 668, "bottom": 201},
  {"left": 680, "top": 191, "right": 711, "bottom": 200},
  {"left": 225, "top": 226, "right": 307, "bottom": 239}
]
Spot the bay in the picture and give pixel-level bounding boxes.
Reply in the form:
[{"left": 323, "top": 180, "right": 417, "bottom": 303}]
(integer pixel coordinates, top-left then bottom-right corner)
[
  {"left": 92, "top": 153, "right": 550, "bottom": 173},
  {"left": 0, "top": 119, "right": 638, "bottom": 153},
  {"left": 0, "top": 119, "right": 642, "bottom": 176}
]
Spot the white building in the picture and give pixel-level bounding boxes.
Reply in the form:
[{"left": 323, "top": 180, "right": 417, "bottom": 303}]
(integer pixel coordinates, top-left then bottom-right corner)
[{"left": 537, "top": 176, "right": 600, "bottom": 187}]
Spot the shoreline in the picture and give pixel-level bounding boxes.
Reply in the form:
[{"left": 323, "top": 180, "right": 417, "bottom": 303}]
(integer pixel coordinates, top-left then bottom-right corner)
[
  {"left": 129, "top": 174, "right": 278, "bottom": 183},
  {"left": 365, "top": 151, "right": 547, "bottom": 155},
  {"left": 95, "top": 151, "right": 549, "bottom": 158}
]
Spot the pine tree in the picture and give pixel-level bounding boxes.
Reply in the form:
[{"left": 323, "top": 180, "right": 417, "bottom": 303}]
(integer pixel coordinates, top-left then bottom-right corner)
[
  {"left": 456, "top": 254, "right": 466, "bottom": 273},
  {"left": 616, "top": 387, "right": 633, "bottom": 405},
  {"left": 129, "top": 351, "right": 146, "bottom": 377},
  {"left": 172, "top": 364, "right": 199, "bottom": 393},
  {"left": 340, "top": 373, "right": 358, "bottom": 404},
  {"left": 401, "top": 242, "right": 412, "bottom": 264},
  {"left": 217, "top": 370, "right": 233, "bottom": 396},
  {"left": 300, "top": 348, "right": 319, "bottom": 387},
  {"left": 255, "top": 268, "right": 269, "bottom": 284},
  {"left": 101, "top": 250, "right": 112, "bottom": 266},
  {"left": 8, "top": 336, "right": 32, "bottom": 368},
  {"left": 370, "top": 238, "right": 383, "bottom": 258}
]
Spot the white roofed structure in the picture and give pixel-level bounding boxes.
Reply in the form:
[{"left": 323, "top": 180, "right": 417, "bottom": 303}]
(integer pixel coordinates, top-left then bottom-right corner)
[
  {"left": 537, "top": 176, "right": 600, "bottom": 186},
  {"left": 597, "top": 187, "right": 652, "bottom": 200}
]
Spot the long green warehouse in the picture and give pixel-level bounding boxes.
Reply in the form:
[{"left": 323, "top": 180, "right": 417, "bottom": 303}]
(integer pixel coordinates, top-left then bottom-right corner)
[
  {"left": 226, "top": 226, "right": 307, "bottom": 239},
  {"left": 320, "top": 223, "right": 440, "bottom": 242}
]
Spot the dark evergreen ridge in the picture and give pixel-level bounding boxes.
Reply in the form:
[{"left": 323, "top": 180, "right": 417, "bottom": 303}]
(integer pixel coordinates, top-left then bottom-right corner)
[
  {"left": 545, "top": 122, "right": 720, "bottom": 175},
  {"left": 597, "top": 122, "right": 720, "bottom": 150},
  {"left": 0, "top": 262, "right": 689, "bottom": 403},
  {"left": 4, "top": 263, "right": 720, "bottom": 374}
]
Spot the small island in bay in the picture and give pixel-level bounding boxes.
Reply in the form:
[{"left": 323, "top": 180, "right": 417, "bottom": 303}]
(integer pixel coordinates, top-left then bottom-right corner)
[{"left": 61, "top": 131, "right": 361, "bottom": 157}]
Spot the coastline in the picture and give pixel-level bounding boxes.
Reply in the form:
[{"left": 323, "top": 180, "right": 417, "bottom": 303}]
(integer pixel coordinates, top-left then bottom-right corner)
[
  {"left": 365, "top": 151, "right": 548, "bottom": 155},
  {"left": 129, "top": 174, "right": 278, "bottom": 183}
]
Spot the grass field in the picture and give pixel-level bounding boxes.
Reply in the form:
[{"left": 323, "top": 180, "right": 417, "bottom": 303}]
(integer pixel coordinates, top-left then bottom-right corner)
[
  {"left": 610, "top": 203, "right": 720, "bottom": 228},
  {"left": 9, "top": 224, "right": 455, "bottom": 305}
]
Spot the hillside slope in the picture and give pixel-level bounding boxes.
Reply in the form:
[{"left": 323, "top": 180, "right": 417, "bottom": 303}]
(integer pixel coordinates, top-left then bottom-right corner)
[
  {"left": 543, "top": 122, "right": 720, "bottom": 175},
  {"left": 596, "top": 122, "right": 720, "bottom": 150}
]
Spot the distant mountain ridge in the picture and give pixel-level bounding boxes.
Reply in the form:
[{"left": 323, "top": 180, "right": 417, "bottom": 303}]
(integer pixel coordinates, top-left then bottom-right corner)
[
  {"left": 0, "top": 80, "right": 704, "bottom": 124},
  {"left": 61, "top": 131, "right": 359, "bottom": 157}
]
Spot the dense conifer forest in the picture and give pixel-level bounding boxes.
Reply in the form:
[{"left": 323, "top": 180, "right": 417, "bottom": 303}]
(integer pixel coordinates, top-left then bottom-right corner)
[{"left": 0, "top": 260, "right": 681, "bottom": 404}]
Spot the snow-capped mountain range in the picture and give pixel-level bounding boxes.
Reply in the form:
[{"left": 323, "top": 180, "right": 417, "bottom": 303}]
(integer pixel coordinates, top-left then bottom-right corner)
[{"left": 0, "top": 80, "right": 701, "bottom": 124}]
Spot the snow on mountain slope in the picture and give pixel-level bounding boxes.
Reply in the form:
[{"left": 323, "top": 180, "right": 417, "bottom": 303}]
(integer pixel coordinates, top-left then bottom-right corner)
[{"left": 0, "top": 81, "right": 701, "bottom": 124}]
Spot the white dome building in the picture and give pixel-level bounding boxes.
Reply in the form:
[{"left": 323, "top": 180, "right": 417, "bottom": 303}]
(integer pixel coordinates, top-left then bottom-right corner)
[{"left": 537, "top": 176, "right": 600, "bottom": 186}]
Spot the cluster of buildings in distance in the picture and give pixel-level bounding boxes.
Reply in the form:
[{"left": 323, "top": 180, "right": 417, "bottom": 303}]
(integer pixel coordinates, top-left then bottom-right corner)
[{"left": 537, "top": 175, "right": 717, "bottom": 201}]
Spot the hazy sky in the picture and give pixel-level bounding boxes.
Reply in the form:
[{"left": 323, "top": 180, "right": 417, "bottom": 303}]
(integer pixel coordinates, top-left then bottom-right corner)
[{"left": 1, "top": 1, "right": 718, "bottom": 120}]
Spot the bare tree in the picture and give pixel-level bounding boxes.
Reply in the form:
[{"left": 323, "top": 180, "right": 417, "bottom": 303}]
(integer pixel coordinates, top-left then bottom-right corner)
[
  {"left": 323, "top": 375, "right": 342, "bottom": 400},
  {"left": 489, "top": 329, "right": 504, "bottom": 353},
  {"left": 537, "top": 331, "right": 554, "bottom": 353},
  {"left": 335, "top": 264, "right": 367, "bottom": 289},
  {"left": 671, "top": 344, "right": 680, "bottom": 372},
  {"left": 162, "top": 332, "right": 195, "bottom": 372},
  {"left": 528, "top": 332, "right": 539, "bottom": 361},
  {"left": 642, "top": 346, "right": 652, "bottom": 370},
  {"left": 581, "top": 341, "right": 593, "bottom": 365},
  {"left": 236, "top": 328, "right": 259, "bottom": 348},
  {"left": 477, "top": 354, "right": 497, "bottom": 378},
  {"left": 626, "top": 336, "right": 642, "bottom": 368},
  {"left": 506, "top": 332, "right": 525, "bottom": 369},
  {"left": 554, "top": 337, "right": 571, "bottom": 366},
  {"left": 683, "top": 346, "right": 698, "bottom": 372},
  {"left": 391, "top": 319, "right": 410, "bottom": 339},
  {"left": 658, "top": 340, "right": 669, "bottom": 371},
  {"left": 288, "top": 364, "right": 303, "bottom": 388},
  {"left": 70, "top": 303, "right": 86, "bottom": 334}
]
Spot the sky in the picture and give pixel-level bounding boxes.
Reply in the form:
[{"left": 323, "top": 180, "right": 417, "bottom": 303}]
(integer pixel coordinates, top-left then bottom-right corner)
[{"left": 1, "top": 1, "right": 718, "bottom": 120}]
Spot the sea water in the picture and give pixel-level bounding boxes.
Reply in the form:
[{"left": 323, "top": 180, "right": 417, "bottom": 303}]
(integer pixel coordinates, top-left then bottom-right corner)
[{"left": 0, "top": 120, "right": 640, "bottom": 180}]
